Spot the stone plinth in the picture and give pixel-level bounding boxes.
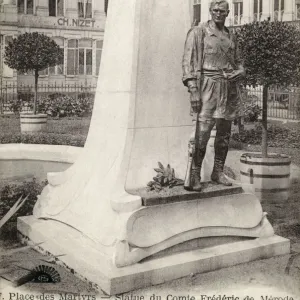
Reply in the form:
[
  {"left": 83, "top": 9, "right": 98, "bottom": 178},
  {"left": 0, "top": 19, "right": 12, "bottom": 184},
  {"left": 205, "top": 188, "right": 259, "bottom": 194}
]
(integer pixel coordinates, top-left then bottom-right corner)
[
  {"left": 18, "top": 216, "right": 290, "bottom": 295},
  {"left": 26, "top": 185, "right": 276, "bottom": 267}
]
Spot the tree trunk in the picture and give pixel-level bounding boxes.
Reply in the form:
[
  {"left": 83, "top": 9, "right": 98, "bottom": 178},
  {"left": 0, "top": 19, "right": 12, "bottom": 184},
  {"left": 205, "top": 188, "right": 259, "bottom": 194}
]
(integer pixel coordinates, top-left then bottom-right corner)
[
  {"left": 34, "top": 70, "right": 39, "bottom": 115},
  {"left": 262, "top": 85, "right": 268, "bottom": 158}
]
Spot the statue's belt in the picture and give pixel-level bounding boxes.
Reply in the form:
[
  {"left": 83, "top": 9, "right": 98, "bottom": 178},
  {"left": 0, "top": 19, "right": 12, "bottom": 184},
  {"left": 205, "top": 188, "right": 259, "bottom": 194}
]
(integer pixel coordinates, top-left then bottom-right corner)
[{"left": 201, "top": 70, "right": 234, "bottom": 81}]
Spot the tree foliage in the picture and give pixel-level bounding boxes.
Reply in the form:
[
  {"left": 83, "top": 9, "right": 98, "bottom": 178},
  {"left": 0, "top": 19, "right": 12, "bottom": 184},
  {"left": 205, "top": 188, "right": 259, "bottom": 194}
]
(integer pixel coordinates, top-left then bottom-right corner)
[
  {"left": 4, "top": 32, "right": 63, "bottom": 74},
  {"left": 236, "top": 21, "right": 300, "bottom": 87}
]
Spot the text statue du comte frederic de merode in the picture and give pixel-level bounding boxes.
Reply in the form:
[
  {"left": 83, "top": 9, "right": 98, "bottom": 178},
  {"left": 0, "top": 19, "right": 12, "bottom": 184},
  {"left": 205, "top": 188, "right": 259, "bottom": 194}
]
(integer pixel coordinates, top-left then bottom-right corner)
[{"left": 5, "top": 293, "right": 295, "bottom": 300}]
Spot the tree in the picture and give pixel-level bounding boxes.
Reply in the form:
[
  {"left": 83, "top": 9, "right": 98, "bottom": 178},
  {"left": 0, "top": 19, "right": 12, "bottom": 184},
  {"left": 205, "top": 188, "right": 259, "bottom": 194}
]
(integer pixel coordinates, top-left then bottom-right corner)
[
  {"left": 4, "top": 32, "right": 64, "bottom": 114},
  {"left": 236, "top": 21, "right": 300, "bottom": 157}
]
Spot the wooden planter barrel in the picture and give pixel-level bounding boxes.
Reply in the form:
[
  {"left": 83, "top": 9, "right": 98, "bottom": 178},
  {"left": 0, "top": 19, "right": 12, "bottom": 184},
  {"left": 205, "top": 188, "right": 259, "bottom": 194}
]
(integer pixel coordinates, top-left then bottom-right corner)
[
  {"left": 20, "top": 113, "right": 48, "bottom": 133},
  {"left": 240, "top": 152, "right": 291, "bottom": 202}
]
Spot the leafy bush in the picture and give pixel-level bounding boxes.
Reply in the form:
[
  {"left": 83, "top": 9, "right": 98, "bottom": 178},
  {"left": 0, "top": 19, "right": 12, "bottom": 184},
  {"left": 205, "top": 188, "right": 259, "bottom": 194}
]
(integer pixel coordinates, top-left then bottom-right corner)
[
  {"left": 0, "top": 178, "right": 47, "bottom": 224},
  {"left": 232, "top": 123, "right": 300, "bottom": 148},
  {"left": 39, "top": 95, "right": 94, "bottom": 117},
  {"left": 48, "top": 93, "right": 66, "bottom": 100},
  {"left": 18, "top": 91, "right": 34, "bottom": 102},
  {"left": 7, "top": 99, "right": 24, "bottom": 115},
  {"left": 0, "top": 132, "right": 86, "bottom": 147},
  {"left": 6, "top": 95, "right": 95, "bottom": 118},
  {"left": 243, "top": 101, "right": 261, "bottom": 123}
]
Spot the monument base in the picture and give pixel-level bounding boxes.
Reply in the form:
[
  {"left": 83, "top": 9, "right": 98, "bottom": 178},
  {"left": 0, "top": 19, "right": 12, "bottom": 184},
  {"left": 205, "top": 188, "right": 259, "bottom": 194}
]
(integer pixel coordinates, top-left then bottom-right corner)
[{"left": 18, "top": 216, "right": 290, "bottom": 295}]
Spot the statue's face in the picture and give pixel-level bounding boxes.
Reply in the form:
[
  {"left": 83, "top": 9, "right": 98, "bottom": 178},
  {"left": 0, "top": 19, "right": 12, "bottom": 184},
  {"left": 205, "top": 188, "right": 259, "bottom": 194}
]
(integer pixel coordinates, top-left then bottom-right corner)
[{"left": 210, "top": 3, "right": 229, "bottom": 24}]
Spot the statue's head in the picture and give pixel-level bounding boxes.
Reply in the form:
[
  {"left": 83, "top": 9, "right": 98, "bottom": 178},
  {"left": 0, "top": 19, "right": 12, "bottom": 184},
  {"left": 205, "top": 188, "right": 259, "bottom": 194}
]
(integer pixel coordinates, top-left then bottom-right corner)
[{"left": 209, "top": 0, "right": 230, "bottom": 24}]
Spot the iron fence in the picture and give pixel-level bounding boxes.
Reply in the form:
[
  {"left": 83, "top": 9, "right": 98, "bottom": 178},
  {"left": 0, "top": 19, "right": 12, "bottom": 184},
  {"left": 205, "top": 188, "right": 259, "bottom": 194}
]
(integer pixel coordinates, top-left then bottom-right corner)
[
  {"left": 244, "top": 86, "right": 300, "bottom": 121},
  {"left": 0, "top": 82, "right": 97, "bottom": 114},
  {"left": 1, "top": 83, "right": 300, "bottom": 120}
]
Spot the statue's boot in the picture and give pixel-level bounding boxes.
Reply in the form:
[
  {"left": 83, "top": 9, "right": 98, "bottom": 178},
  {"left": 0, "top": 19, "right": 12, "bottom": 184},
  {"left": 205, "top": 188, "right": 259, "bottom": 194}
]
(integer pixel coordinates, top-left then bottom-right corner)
[
  {"left": 190, "top": 166, "right": 202, "bottom": 192},
  {"left": 191, "top": 124, "right": 214, "bottom": 191},
  {"left": 211, "top": 119, "right": 232, "bottom": 186}
]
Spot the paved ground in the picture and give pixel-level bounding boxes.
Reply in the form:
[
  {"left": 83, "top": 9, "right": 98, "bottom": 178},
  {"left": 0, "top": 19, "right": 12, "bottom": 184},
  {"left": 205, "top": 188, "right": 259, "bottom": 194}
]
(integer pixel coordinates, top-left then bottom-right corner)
[{"left": 1, "top": 149, "right": 300, "bottom": 300}]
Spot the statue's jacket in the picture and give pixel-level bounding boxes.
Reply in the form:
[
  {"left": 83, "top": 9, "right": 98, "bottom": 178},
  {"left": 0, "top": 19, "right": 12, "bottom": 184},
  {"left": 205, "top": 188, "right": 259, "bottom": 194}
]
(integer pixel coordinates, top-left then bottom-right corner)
[{"left": 182, "top": 21, "right": 243, "bottom": 120}]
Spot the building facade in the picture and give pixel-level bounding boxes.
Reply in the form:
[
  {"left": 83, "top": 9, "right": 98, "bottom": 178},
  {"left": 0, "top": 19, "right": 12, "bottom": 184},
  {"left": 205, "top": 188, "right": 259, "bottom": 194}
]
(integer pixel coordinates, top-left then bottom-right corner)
[
  {"left": 0, "top": 0, "right": 106, "bottom": 86},
  {"left": 190, "top": 0, "right": 300, "bottom": 26}
]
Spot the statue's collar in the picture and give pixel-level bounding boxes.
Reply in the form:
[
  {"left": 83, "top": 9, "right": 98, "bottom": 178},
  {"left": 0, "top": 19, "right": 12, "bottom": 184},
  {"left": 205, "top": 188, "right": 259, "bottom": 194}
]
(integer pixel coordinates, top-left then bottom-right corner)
[{"left": 206, "top": 21, "right": 229, "bottom": 37}]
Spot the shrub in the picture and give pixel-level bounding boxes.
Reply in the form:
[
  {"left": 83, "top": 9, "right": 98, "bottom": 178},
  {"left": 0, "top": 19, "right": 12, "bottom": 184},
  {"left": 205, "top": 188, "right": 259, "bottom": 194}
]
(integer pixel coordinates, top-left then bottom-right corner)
[
  {"left": 37, "top": 95, "right": 94, "bottom": 117},
  {"left": 48, "top": 93, "right": 66, "bottom": 100},
  {"left": 6, "top": 95, "right": 95, "bottom": 118},
  {"left": 232, "top": 123, "right": 300, "bottom": 148},
  {"left": 77, "top": 92, "right": 95, "bottom": 99},
  {"left": 0, "top": 132, "right": 86, "bottom": 147},
  {"left": 0, "top": 178, "right": 47, "bottom": 224},
  {"left": 243, "top": 100, "right": 261, "bottom": 123},
  {"left": 18, "top": 91, "right": 34, "bottom": 102},
  {"left": 6, "top": 99, "right": 24, "bottom": 115}
]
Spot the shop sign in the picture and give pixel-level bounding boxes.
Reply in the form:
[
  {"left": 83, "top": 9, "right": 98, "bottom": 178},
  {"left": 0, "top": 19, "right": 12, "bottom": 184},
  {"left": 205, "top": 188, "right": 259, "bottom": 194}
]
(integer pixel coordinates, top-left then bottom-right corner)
[{"left": 57, "top": 18, "right": 96, "bottom": 27}]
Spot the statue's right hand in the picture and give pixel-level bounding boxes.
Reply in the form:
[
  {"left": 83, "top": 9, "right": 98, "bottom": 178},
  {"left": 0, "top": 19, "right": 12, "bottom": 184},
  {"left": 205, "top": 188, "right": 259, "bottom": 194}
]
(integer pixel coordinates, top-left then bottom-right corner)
[{"left": 189, "top": 88, "right": 201, "bottom": 112}]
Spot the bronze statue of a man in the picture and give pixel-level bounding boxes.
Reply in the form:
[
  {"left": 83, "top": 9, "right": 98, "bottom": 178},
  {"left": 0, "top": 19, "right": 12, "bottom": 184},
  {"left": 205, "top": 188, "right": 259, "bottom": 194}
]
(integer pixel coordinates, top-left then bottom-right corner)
[{"left": 182, "top": 0, "right": 245, "bottom": 192}]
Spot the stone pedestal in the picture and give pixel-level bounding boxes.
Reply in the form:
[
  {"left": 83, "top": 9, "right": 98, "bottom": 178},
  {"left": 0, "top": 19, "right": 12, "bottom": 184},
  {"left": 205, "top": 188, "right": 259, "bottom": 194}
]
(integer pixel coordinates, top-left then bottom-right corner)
[
  {"left": 18, "top": 184, "right": 290, "bottom": 294},
  {"left": 17, "top": 0, "right": 290, "bottom": 295}
]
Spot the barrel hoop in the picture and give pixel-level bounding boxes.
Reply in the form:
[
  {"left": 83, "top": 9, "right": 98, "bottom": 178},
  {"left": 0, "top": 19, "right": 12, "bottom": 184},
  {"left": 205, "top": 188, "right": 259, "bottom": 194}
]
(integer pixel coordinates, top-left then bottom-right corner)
[
  {"left": 240, "top": 160, "right": 291, "bottom": 166},
  {"left": 255, "top": 188, "right": 289, "bottom": 192},
  {"left": 21, "top": 121, "right": 47, "bottom": 124},
  {"left": 240, "top": 171, "right": 290, "bottom": 178},
  {"left": 21, "top": 116, "right": 47, "bottom": 119}
]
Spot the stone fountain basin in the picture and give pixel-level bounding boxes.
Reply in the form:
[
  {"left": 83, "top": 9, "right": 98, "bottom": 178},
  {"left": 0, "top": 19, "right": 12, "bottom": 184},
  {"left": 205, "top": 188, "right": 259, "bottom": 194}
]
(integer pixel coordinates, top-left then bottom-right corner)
[{"left": 0, "top": 144, "right": 81, "bottom": 182}]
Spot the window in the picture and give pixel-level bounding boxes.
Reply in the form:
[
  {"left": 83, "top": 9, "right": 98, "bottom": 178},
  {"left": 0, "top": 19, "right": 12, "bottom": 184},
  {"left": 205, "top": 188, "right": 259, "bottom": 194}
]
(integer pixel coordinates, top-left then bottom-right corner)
[
  {"left": 49, "top": 0, "right": 64, "bottom": 16},
  {"left": 67, "top": 39, "right": 93, "bottom": 76},
  {"left": 18, "top": 0, "right": 34, "bottom": 14},
  {"left": 297, "top": 1, "right": 300, "bottom": 20},
  {"left": 274, "top": 0, "right": 284, "bottom": 20},
  {"left": 49, "top": 38, "right": 64, "bottom": 75},
  {"left": 96, "top": 40, "right": 103, "bottom": 76},
  {"left": 3, "top": 36, "right": 14, "bottom": 77},
  {"left": 233, "top": 0, "right": 243, "bottom": 25},
  {"left": 78, "top": 0, "right": 92, "bottom": 19},
  {"left": 193, "top": 0, "right": 201, "bottom": 25},
  {"left": 79, "top": 39, "right": 92, "bottom": 75},
  {"left": 253, "top": 0, "right": 262, "bottom": 21},
  {"left": 104, "top": 0, "right": 109, "bottom": 15},
  {"left": 67, "top": 39, "right": 78, "bottom": 75}
]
